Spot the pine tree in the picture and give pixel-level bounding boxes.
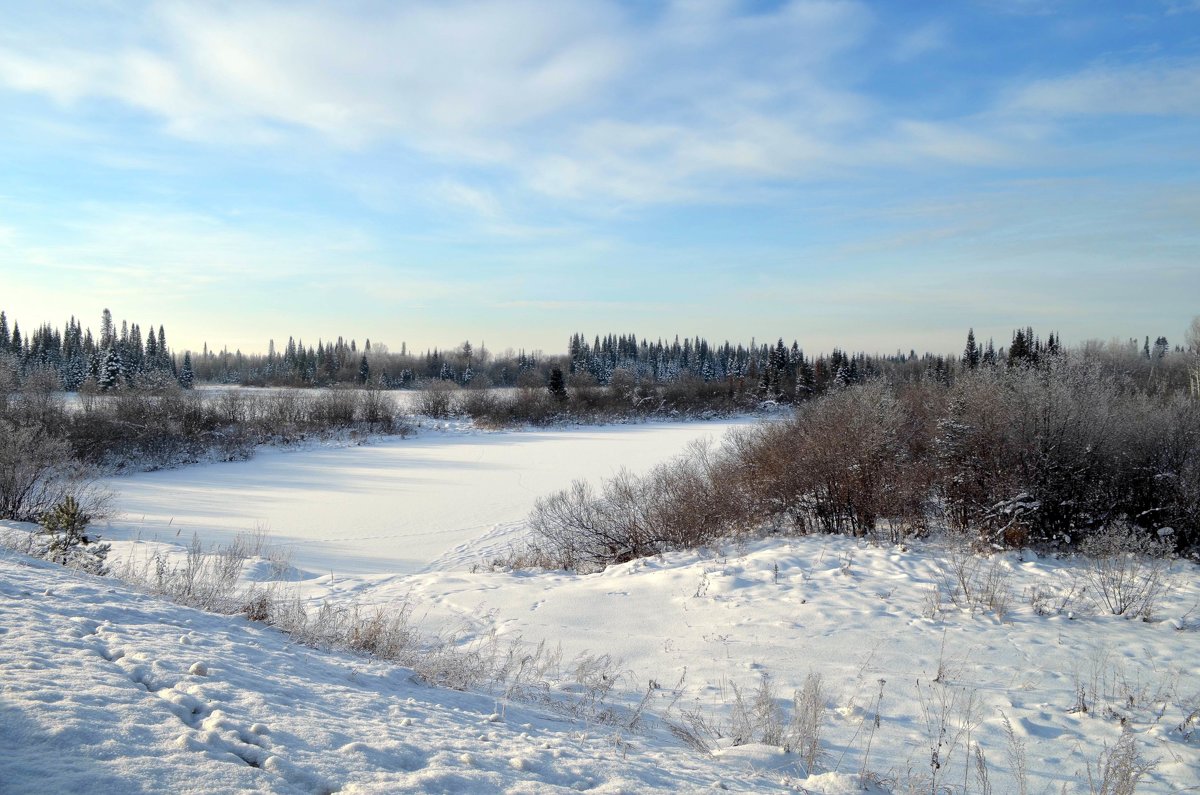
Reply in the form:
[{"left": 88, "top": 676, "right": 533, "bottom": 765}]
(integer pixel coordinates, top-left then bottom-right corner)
[
  {"left": 100, "top": 309, "right": 114, "bottom": 349},
  {"left": 547, "top": 367, "right": 568, "bottom": 401},
  {"left": 179, "top": 351, "right": 194, "bottom": 389},
  {"left": 358, "top": 354, "right": 370, "bottom": 384},
  {"left": 982, "top": 338, "right": 997, "bottom": 366},
  {"left": 38, "top": 496, "right": 109, "bottom": 575},
  {"left": 99, "top": 348, "right": 121, "bottom": 390},
  {"left": 0, "top": 311, "right": 8, "bottom": 353},
  {"left": 962, "top": 328, "right": 980, "bottom": 369},
  {"left": 1009, "top": 329, "right": 1030, "bottom": 366}
]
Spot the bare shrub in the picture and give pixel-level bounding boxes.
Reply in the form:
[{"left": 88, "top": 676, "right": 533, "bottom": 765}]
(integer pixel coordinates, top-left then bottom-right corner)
[
  {"left": 789, "top": 672, "right": 827, "bottom": 771},
  {"left": 526, "top": 439, "right": 743, "bottom": 571},
  {"left": 1026, "top": 572, "right": 1085, "bottom": 617},
  {"left": 933, "top": 543, "right": 1012, "bottom": 619},
  {"left": 788, "top": 381, "right": 930, "bottom": 539},
  {"left": 458, "top": 387, "right": 503, "bottom": 423},
  {"left": 1080, "top": 522, "right": 1173, "bottom": 618},
  {"left": 0, "top": 416, "right": 106, "bottom": 523},
  {"left": 1086, "top": 730, "right": 1155, "bottom": 795},
  {"left": 308, "top": 389, "right": 358, "bottom": 427},
  {"left": 355, "top": 387, "right": 395, "bottom": 430},
  {"left": 417, "top": 380, "right": 459, "bottom": 419}
]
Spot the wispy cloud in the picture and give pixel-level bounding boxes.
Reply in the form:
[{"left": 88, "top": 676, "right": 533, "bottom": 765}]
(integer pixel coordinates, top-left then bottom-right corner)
[
  {"left": 0, "top": 0, "right": 1017, "bottom": 208},
  {"left": 1008, "top": 59, "right": 1200, "bottom": 116}
]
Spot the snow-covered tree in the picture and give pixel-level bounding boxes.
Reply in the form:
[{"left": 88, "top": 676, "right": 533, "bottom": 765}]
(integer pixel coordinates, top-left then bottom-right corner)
[
  {"left": 98, "top": 348, "right": 122, "bottom": 391},
  {"left": 179, "top": 352, "right": 194, "bottom": 389}
]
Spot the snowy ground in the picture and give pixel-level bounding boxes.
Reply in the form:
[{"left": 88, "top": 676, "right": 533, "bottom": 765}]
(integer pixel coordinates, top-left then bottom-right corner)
[
  {"left": 4, "top": 420, "right": 1199, "bottom": 792},
  {"left": 1, "top": 551, "right": 837, "bottom": 793}
]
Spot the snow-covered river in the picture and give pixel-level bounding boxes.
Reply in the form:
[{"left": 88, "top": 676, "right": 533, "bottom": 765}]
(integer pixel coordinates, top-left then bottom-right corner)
[{"left": 102, "top": 419, "right": 756, "bottom": 576}]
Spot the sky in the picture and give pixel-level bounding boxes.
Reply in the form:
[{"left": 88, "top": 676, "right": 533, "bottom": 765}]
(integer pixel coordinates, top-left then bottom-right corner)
[{"left": 1, "top": 0, "right": 1198, "bottom": 357}]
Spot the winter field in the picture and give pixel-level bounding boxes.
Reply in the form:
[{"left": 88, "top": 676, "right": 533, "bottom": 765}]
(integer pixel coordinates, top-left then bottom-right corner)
[{"left": 3, "top": 418, "right": 1199, "bottom": 793}]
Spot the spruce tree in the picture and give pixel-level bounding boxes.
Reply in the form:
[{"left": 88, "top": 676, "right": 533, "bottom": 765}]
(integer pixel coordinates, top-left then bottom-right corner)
[
  {"left": 358, "top": 354, "right": 370, "bottom": 384},
  {"left": 547, "top": 367, "right": 568, "bottom": 401},
  {"left": 99, "top": 348, "right": 121, "bottom": 390},
  {"left": 179, "top": 351, "right": 194, "bottom": 389},
  {"left": 962, "top": 328, "right": 980, "bottom": 369},
  {"left": 100, "top": 309, "right": 114, "bottom": 349}
]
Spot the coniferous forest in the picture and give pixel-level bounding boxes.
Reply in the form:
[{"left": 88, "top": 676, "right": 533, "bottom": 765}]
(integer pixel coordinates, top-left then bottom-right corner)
[{"left": 2, "top": 308, "right": 1195, "bottom": 400}]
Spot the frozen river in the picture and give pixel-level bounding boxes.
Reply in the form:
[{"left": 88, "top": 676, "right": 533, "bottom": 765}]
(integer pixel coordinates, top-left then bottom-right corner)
[{"left": 102, "top": 419, "right": 756, "bottom": 576}]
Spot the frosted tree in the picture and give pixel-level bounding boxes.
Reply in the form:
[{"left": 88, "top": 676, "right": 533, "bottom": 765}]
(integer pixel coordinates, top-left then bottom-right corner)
[
  {"left": 179, "top": 351, "right": 194, "bottom": 389},
  {"left": 98, "top": 348, "right": 122, "bottom": 390}
]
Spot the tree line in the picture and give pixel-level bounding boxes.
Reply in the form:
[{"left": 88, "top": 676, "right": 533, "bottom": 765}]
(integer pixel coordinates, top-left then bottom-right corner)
[{"left": 3, "top": 308, "right": 1196, "bottom": 404}]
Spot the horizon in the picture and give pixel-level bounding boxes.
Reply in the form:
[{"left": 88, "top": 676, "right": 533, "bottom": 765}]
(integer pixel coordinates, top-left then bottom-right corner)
[
  {"left": 2, "top": 1, "right": 1198, "bottom": 355},
  {"left": 0, "top": 303, "right": 1184, "bottom": 363}
]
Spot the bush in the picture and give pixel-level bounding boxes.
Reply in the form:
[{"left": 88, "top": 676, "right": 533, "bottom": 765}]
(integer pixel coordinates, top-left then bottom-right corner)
[
  {"left": 524, "top": 358, "right": 1200, "bottom": 572},
  {"left": 0, "top": 418, "right": 82, "bottom": 521},
  {"left": 1080, "top": 522, "right": 1173, "bottom": 618},
  {"left": 417, "top": 380, "right": 458, "bottom": 419}
]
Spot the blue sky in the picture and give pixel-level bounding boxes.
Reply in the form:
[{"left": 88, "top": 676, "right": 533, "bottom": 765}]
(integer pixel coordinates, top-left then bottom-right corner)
[{"left": 1, "top": 0, "right": 1198, "bottom": 357}]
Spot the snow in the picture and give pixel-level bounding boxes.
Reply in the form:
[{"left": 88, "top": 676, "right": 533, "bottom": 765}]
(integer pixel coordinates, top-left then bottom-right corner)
[
  {"left": 4, "top": 419, "right": 1199, "bottom": 792},
  {"left": 0, "top": 552, "right": 796, "bottom": 793},
  {"left": 102, "top": 419, "right": 756, "bottom": 576}
]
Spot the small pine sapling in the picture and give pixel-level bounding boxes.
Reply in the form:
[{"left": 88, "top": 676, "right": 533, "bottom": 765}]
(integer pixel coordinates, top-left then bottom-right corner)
[{"left": 38, "top": 495, "right": 109, "bottom": 575}]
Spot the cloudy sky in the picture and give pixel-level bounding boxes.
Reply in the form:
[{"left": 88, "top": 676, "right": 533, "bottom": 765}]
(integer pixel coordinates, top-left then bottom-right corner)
[{"left": 1, "top": 0, "right": 1197, "bottom": 356}]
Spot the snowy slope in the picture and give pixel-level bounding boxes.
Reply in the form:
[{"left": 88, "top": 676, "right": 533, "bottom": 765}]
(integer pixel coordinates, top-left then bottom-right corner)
[
  {"left": 1, "top": 551, "right": 853, "bottom": 793},
  {"left": 320, "top": 536, "right": 1200, "bottom": 793},
  {"left": 10, "top": 421, "right": 1198, "bottom": 792}
]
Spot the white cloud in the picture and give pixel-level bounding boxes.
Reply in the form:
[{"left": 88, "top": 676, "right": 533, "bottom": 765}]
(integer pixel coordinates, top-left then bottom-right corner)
[
  {"left": 1009, "top": 60, "right": 1200, "bottom": 116},
  {"left": 891, "top": 21, "right": 948, "bottom": 62},
  {"left": 8, "top": 0, "right": 1179, "bottom": 214},
  {"left": 0, "top": 0, "right": 631, "bottom": 148}
]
